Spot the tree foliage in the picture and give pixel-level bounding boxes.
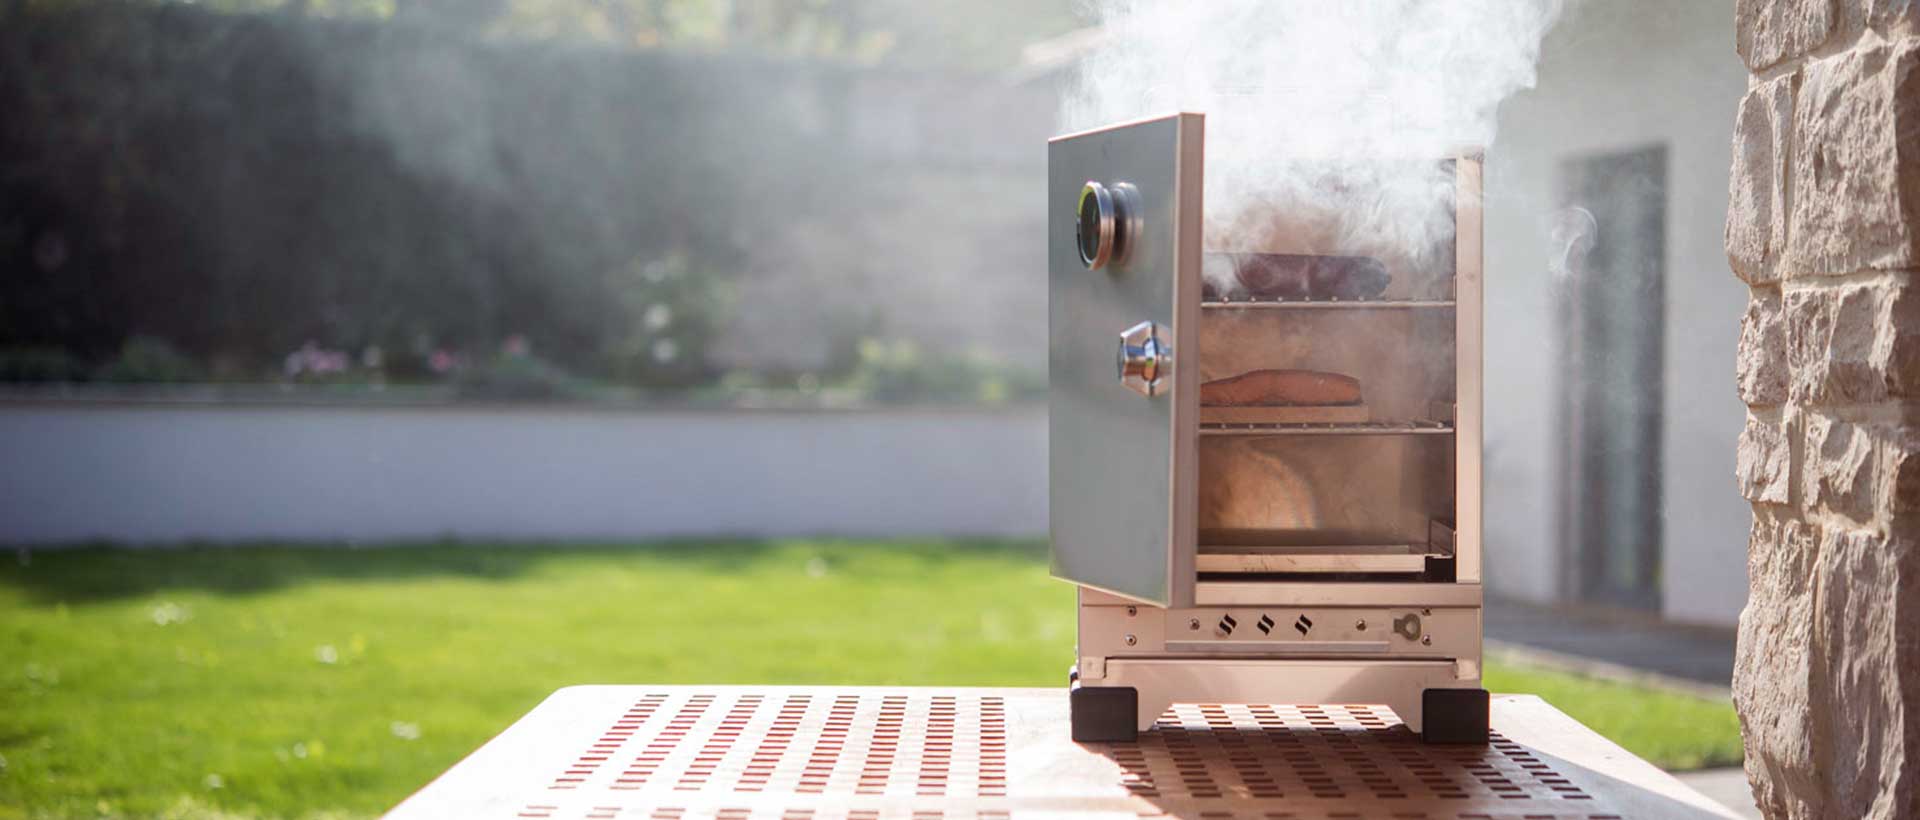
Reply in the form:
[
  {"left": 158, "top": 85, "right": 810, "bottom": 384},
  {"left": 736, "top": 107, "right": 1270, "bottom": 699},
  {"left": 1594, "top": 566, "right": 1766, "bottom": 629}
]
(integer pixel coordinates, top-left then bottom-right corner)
[
  {"left": 0, "top": 0, "right": 1074, "bottom": 395},
  {"left": 0, "top": 1, "right": 878, "bottom": 386}
]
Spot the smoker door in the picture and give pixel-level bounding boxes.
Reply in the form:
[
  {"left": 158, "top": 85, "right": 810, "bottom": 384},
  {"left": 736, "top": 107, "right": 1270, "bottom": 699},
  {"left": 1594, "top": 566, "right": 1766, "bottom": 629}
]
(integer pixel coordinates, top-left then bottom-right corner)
[{"left": 1048, "top": 113, "right": 1203, "bottom": 607}]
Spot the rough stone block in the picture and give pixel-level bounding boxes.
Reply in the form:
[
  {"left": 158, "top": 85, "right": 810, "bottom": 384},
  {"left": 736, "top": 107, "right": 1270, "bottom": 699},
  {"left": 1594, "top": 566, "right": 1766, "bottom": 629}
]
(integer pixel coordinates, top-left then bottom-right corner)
[
  {"left": 1789, "top": 40, "right": 1920, "bottom": 275},
  {"left": 1803, "top": 414, "right": 1877, "bottom": 520},
  {"left": 1891, "top": 282, "right": 1920, "bottom": 394},
  {"left": 1785, "top": 281, "right": 1920, "bottom": 403},
  {"left": 1728, "top": 75, "right": 1795, "bottom": 284},
  {"left": 1738, "top": 0, "right": 1837, "bottom": 71},
  {"left": 1735, "top": 517, "right": 1824, "bottom": 818},
  {"left": 1739, "top": 412, "right": 1795, "bottom": 504},
  {"left": 1785, "top": 288, "right": 1838, "bottom": 401},
  {"left": 1885, "top": 429, "right": 1920, "bottom": 515},
  {"left": 1739, "top": 288, "right": 1791, "bottom": 404},
  {"left": 1853, "top": 0, "right": 1920, "bottom": 33},
  {"left": 1809, "top": 528, "right": 1920, "bottom": 817}
]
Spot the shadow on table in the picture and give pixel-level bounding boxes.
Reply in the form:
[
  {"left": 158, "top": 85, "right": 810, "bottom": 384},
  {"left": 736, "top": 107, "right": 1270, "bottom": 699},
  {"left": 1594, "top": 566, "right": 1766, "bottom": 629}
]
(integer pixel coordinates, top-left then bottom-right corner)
[{"left": 1083, "top": 720, "right": 1738, "bottom": 819}]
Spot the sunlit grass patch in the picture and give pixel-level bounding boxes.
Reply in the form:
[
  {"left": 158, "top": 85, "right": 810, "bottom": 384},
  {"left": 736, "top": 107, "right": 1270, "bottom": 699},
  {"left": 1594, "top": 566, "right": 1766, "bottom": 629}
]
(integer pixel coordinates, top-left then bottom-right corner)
[{"left": 0, "top": 542, "right": 1739, "bottom": 818}]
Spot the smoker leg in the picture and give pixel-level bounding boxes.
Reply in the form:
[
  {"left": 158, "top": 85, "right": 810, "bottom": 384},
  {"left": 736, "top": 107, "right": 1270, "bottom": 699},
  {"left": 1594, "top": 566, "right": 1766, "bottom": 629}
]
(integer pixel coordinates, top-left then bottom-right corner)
[
  {"left": 1420, "top": 687, "right": 1490, "bottom": 744},
  {"left": 1069, "top": 683, "right": 1139, "bottom": 743}
]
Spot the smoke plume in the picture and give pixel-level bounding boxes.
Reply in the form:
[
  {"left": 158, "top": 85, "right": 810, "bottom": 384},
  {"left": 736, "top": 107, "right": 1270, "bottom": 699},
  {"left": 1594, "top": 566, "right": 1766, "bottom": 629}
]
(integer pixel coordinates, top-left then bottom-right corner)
[
  {"left": 1064, "top": 0, "right": 1565, "bottom": 273},
  {"left": 1548, "top": 206, "right": 1597, "bottom": 283}
]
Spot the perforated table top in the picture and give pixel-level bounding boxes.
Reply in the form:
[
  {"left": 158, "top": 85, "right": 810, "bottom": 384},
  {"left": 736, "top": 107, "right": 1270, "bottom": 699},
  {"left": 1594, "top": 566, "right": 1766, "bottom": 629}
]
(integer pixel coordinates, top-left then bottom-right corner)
[{"left": 386, "top": 687, "right": 1738, "bottom": 820}]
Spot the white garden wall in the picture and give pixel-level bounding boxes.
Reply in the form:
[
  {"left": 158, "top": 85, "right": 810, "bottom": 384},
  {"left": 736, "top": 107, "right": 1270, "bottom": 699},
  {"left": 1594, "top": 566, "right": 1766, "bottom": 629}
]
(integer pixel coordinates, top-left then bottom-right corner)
[{"left": 0, "top": 402, "right": 1047, "bottom": 545}]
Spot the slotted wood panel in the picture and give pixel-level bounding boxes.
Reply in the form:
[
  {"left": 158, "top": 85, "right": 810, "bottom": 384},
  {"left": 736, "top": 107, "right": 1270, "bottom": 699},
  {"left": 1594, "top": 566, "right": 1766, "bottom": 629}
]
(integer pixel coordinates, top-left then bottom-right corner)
[{"left": 388, "top": 687, "right": 1736, "bottom": 820}]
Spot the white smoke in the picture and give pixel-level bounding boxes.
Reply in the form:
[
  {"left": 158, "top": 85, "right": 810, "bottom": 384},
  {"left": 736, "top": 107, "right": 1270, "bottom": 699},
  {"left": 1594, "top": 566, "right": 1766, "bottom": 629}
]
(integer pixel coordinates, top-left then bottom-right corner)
[
  {"left": 1548, "top": 206, "right": 1597, "bottom": 283},
  {"left": 1064, "top": 0, "right": 1565, "bottom": 270}
]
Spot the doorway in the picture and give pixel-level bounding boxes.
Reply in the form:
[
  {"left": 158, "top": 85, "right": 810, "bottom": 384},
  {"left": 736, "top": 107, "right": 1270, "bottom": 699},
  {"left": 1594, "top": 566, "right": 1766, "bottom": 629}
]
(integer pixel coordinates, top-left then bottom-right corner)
[{"left": 1553, "top": 145, "right": 1666, "bottom": 612}]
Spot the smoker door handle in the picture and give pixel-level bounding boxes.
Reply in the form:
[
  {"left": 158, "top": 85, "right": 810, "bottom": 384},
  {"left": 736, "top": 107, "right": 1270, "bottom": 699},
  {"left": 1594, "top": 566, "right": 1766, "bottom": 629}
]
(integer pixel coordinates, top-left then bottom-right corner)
[
  {"left": 1117, "top": 321, "right": 1172, "bottom": 397},
  {"left": 1076, "top": 180, "right": 1140, "bottom": 270},
  {"left": 1077, "top": 181, "right": 1116, "bottom": 269}
]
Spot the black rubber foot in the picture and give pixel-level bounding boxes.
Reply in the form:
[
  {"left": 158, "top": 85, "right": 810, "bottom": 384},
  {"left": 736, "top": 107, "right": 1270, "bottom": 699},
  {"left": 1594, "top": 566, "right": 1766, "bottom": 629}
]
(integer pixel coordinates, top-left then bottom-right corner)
[
  {"left": 1421, "top": 687, "right": 1490, "bottom": 744},
  {"left": 1070, "top": 684, "right": 1138, "bottom": 742}
]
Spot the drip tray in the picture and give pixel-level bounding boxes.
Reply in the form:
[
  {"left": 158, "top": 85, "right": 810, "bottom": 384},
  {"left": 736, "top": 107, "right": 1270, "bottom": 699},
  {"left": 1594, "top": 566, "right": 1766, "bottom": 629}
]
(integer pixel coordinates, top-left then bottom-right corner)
[{"left": 1197, "top": 545, "right": 1432, "bottom": 573}]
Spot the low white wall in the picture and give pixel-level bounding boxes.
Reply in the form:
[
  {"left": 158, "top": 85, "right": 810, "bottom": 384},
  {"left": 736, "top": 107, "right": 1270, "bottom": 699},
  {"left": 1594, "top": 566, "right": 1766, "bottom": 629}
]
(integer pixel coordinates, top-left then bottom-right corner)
[{"left": 0, "top": 403, "right": 1048, "bottom": 545}]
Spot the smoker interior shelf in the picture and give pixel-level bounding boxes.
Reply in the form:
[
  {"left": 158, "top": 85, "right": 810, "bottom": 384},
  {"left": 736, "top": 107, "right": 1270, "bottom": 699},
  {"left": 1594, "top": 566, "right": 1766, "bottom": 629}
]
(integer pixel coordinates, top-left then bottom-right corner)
[
  {"left": 1199, "top": 404, "right": 1368, "bottom": 425},
  {"left": 1202, "top": 299, "right": 1456, "bottom": 310},
  {"left": 1200, "top": 420, "right": 1454, "bottom": 436},
  {"left": 1198, "top": 545, "right": 1436, "bottom": 573}
]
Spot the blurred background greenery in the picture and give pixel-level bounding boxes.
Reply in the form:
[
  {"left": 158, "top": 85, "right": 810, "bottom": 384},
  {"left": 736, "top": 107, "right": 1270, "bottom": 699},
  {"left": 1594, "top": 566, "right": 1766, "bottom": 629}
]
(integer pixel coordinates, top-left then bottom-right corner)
[{"left": 0, "top": 0, "right": 1081, "bottom": 404}]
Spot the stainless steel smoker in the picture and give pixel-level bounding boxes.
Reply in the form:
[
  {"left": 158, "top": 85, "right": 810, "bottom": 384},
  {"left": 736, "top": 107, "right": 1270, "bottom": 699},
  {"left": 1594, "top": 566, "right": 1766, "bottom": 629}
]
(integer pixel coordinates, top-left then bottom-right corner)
[{"left": 1050, "top": 112, "right": 1488, "bottom": 743}]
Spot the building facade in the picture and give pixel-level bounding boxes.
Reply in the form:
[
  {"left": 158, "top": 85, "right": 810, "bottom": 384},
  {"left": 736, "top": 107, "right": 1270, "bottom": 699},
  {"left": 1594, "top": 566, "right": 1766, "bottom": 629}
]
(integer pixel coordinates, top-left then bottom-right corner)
[{"left": 1484, "top": 0, "right": 1751, "bottom": 626}]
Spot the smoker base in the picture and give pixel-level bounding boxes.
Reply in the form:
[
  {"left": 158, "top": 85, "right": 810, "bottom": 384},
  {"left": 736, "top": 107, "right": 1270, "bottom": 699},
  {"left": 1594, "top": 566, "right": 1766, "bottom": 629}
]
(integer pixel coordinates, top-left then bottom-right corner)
[
  {"left": 1068, "top": 682, "right": 1139, "bottom": 742},
  {"left": 1422, "top": 685, "right": 1491, "bottom": 743},
  {"left": 386, "top": 685, "right": 1741, "bottom": 819},
  {"left": 1083, "top": 656, "right": 1480, "bottom": 738}
]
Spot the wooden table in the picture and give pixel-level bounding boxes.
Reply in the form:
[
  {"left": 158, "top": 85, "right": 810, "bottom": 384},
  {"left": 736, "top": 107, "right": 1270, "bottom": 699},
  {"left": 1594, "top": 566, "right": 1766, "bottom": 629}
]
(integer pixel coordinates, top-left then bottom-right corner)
[{"left": 387, "top": 686, "right": 1739, "bottom": 819}]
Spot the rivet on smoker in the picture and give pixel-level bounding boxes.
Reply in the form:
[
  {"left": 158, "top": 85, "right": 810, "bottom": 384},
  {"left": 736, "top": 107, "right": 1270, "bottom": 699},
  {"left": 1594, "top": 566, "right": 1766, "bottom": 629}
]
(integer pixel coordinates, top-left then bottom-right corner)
[
  {"left": 1188, "top": 619, "right": 1201, "bottom": 631},
  {"left": 1124, "top": 634, "right": 1137, "bottom": 646}
]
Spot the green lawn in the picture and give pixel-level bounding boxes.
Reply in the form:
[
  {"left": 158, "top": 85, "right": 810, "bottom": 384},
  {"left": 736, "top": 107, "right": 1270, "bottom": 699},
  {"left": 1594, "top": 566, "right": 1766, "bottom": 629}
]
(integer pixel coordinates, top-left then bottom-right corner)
[
  {"left": 1482, "top": 662, "right": 1740, "bottom": 771},
  {"left": 0, "top": 541, "right": 1742, "bottom": 819}
]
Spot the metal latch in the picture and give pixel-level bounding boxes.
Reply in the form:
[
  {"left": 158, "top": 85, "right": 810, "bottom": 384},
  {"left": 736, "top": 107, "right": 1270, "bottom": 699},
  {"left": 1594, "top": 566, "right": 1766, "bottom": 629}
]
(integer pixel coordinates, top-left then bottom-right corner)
[
  {"left": 1117, "top": 321, "right": 1171, "bottom": 397},
  {"left": 1393, "top": 613, "right": 1424, "bottom": 641}
]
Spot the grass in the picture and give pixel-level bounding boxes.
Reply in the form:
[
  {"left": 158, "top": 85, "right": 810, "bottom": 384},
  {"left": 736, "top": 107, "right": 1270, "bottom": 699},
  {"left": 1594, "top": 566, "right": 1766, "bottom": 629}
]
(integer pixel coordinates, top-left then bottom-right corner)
[
  {"left": 1483, "top": 663, "right": 1741, "bottom": 771},
  {"left": 0, "top": 541, "right": 1742, "bottom": 819}
]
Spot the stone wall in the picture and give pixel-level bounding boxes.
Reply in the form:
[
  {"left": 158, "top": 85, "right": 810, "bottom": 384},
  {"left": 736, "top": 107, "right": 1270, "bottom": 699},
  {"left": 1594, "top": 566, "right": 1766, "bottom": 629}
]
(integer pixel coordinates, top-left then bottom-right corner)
[{"left": 1728, "top": 1, "right": 1920, "bottom": 816}]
